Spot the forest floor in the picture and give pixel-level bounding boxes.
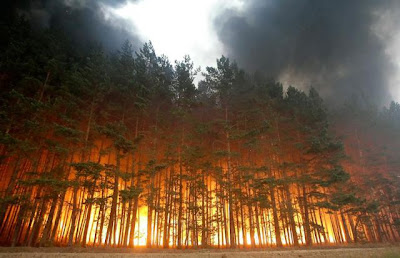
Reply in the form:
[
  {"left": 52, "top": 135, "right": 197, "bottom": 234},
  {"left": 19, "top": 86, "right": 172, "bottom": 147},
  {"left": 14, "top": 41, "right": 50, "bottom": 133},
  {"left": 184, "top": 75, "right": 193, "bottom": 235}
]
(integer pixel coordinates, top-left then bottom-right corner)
[{"left": 0, "top": 244, "right": 399, "bottom": 257}]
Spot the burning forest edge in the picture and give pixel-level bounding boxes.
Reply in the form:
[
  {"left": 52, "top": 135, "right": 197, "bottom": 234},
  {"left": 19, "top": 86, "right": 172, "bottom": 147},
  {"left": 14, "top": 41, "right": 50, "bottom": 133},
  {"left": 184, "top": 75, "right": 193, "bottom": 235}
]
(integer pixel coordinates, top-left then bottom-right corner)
[{"left": 1, "top": 7, "right": 400, "bottom": 250}]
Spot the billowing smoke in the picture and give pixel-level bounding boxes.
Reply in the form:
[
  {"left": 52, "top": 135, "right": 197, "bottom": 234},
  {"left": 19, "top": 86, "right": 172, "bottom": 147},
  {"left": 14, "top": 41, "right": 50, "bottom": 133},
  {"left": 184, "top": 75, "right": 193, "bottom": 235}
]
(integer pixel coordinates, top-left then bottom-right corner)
[
  {"left": 214, "top": 0, "right": 400, "bottom": 105},
  {"left": 4, "top": 0, "right": 141, "bottom": 52}
]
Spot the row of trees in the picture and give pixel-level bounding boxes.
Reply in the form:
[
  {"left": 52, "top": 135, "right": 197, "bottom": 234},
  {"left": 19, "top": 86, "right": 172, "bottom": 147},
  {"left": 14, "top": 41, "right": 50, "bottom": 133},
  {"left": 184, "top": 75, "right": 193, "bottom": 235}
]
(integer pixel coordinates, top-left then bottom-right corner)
[
  {"left": 332, "top": 99, "right": 400, "bottom": 244},
  {"left": 0, "top": 16, "right": 399, "bottom": 248}
]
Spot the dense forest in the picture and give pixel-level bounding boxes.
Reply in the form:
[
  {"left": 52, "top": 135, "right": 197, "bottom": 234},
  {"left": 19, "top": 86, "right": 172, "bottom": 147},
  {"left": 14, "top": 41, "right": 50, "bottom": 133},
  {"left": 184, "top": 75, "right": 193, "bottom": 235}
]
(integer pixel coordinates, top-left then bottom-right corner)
[{"left": 0, "top": 14, "right": 400, "bottom": 248}]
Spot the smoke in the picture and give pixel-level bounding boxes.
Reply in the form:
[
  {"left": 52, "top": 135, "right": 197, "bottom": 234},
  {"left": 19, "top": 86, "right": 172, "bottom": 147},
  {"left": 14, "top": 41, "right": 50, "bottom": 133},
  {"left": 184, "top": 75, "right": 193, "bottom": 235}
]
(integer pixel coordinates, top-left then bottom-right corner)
[
  {"left": 214, "top": 0, "right": 400, "bottom": 105},
  {"left": 3, "top": 0, "right": 400, "bottom": 105},
  {"left": 6, "top": 0, "right": 141, "bottom": 52}
]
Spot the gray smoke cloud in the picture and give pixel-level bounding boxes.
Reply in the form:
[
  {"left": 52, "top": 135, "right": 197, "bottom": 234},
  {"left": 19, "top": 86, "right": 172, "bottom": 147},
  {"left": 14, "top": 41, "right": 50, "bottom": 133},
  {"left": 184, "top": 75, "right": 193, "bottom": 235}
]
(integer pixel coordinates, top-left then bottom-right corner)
[
  {"left": 214, "top": 0, "right": 400, "bottom": 106},
  {"left": 13, "top": 0, "right": 141, "bottom": 52}
]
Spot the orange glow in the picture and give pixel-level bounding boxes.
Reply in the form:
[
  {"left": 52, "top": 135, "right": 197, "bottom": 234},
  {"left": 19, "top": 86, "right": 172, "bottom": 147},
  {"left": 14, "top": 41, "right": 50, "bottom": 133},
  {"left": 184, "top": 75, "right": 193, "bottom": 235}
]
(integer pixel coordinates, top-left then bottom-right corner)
[
  {"left": 1, "top": 134, "right": 391, "bottom": 248},
  {"left": 46, "top": 171, "right": 346, "bottom": 247}
]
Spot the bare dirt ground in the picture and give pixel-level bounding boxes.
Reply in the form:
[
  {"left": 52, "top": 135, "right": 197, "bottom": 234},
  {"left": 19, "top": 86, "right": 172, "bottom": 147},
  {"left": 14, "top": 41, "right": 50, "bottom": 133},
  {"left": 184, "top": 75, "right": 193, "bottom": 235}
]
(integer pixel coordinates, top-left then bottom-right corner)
[{"left": 0, "top": 244, "right": 399, "bottom": 258}]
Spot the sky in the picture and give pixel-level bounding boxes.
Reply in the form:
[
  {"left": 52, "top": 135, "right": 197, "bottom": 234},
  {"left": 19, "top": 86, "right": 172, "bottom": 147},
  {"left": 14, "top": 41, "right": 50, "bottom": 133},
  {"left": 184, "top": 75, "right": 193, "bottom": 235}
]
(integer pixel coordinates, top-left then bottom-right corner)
[
  {"left": 9, "top": 0, "right": 400, "bottom": 106},
  {"left": 106, "top": 0, "right": 245, "bottom": 73}
]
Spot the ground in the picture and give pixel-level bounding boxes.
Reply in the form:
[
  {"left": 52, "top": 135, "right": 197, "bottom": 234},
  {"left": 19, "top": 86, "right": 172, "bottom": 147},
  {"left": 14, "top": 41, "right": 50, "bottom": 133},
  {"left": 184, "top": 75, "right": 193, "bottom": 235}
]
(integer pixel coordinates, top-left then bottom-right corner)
[{"left": 0, "top": 244, "right": 399, "bottom": 257}]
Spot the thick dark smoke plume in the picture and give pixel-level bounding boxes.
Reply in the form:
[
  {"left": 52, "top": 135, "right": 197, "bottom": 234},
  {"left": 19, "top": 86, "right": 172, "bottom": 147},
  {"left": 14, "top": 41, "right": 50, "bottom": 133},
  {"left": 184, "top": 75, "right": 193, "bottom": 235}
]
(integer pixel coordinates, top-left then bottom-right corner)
[
  {"left": 215, "top": 0, "right": 400, "bottom": 105},
  {"left": 3, "top": 0, "right": 141, "bottom": 52}
]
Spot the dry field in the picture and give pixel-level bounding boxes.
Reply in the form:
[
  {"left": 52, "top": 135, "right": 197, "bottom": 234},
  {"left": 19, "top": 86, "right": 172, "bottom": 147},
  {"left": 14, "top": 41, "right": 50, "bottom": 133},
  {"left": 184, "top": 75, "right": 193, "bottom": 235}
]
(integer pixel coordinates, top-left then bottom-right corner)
[{"left": 0, "top": 245, "right": 399, "bottom": 258}]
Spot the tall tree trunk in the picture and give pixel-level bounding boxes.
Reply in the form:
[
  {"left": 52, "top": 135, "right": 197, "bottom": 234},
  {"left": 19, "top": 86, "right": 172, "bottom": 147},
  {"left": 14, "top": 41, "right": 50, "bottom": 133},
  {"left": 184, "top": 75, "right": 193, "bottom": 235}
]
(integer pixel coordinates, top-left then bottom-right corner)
[
  {"left": 146, "top": 185, "right": 153, "bottom": 247},
  {"left": 225, "top": 106, "right": 236, "bottom": 248},
  {"left": 81, "top": 187, "right": 95, "bottom": 247},
  {"left": 0, "top": 157, "right": 22, "bottom": 225},
  {"left": 40, "top": 195, "right": 58, "bottom": 246},
  {"left": 28, "top": 198, "right": 47, "bottom": 246},
  {"left": 11, "top": 204, "right": 26, "bottom": 247},
  {"left": 106, "top": 151, "right": 120, "bottom": 245},
  {"left": 270, "top": 187, "right": 282, "bottom": 247},
  {"left": 340, "top": 211, "right": 352, "bottom": 243},
  {"left": 177, "top": 130, "right": 184, "bottom": 249},
  {"left": 163, "top": 168, "right": 170, "bottom": 248},
  {"left": 302, "top": 184, "right": 312, "bottom": 246},
  {"left": 68, "top": 183, "right": 79, "bottom": 246}
]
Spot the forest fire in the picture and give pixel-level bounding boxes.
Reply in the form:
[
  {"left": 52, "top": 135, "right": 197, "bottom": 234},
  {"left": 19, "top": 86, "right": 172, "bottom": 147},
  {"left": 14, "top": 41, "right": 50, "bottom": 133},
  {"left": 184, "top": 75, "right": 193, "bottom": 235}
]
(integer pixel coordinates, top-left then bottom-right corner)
[
  {"left": 0, "top": 48, "right": 400, "bottom": 248},
  {"left": 1, "top": 0, "right": 400, "bottom": 252},
  {"left": 1, "top": 120, "right": 398, "bottom": 249},
  {"left": 0, "top": 161, "right": 345, "bottom": 248}
]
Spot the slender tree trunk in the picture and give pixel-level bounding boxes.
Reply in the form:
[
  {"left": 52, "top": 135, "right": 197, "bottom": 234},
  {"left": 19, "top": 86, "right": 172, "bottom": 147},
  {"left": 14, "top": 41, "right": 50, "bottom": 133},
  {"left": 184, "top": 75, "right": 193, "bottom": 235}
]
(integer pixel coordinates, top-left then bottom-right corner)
[
  {"left": 82, "top": 186, "right": 95, "bottom": 247},
  {"left": 40, "top": 195, "right": 58, "bottom": 246},
  {"left": 225, "top": 106, "right": 236, "bottom": 248},
  {"left": 146, "top": 184, "right": 153, "bottom": 247},
  {"left": 340, "top": 211, "right": 352, "bottom": 243},
  {"left": 177, "top": 130, "right": 184, "bottom": 249},
  {"left": 270, "top": 187, "right": 282, "bottom": 247},
  {"left": 129, "top": 190, "right": 139, "bottom": 247},
  {"left": 11, "top": 204, "right": 26, "bottom": 247},
  {"left": 0, "top": 157, "right": 22, "bottom": 225},
  {"left": 106, "top": 152, "right": 120, "bottom": 245},
  {"left": 68, "top": 183, "right": 79, "bottom": 246},
  {"left": 302, "top": 184, "right": 312, "bottom": 246},
  {"left": 163, "top": 168, "right": 170, "bottom": 248},
  {"left": 201, "top": 173, "right": 207, "bottom": 247},
  {"left": 28, "top": 198, "right": 47, "bottom": 246}
]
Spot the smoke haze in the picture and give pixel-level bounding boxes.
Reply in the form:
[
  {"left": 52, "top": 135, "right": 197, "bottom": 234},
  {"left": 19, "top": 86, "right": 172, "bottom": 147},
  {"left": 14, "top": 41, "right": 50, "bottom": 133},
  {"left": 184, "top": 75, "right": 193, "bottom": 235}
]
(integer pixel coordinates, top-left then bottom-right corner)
[
  {"left": 215, "top": 0, "right": 400, "bottom": 105},
  {"left": 4, "top": 0, "right": 141, "bottom": 51}
]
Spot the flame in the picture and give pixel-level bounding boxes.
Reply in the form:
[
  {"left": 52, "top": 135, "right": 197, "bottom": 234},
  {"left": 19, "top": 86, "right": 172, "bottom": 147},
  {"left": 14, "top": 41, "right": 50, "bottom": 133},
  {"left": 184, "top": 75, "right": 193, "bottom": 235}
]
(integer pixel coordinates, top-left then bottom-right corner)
[
  {"left": 4, "top": 180, "right": 352, "bottom": 248},
  {"left": 48, "top": 176, "right": 345, "bottom": 247},
  {"left": 0, "top": 143, "right": 361, "bottom": 248}
]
